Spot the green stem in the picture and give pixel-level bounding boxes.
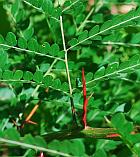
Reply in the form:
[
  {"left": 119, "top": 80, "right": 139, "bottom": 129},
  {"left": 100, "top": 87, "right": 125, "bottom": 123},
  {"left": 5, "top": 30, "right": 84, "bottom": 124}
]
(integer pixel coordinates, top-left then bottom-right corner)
[
  {"left": 60, "top": 16, "right": 77, "bottom": 126},
  {"left": 43, "top": 127, "right": 120, "bottom": 142},
  {"left": 77, "top": 7, "right": 94, "bottom": 32},
  {"left": 31, "top": 58, "right": 58, "bottom": 97},
  {"left": 46, "top": 18, "right": 56, "bottom": 42},
  {"left": 43, "top": 126, "right": 140, "bottom": 142},
  {"left": 62, "top": 0, "right": 80, "bottom": 13}
]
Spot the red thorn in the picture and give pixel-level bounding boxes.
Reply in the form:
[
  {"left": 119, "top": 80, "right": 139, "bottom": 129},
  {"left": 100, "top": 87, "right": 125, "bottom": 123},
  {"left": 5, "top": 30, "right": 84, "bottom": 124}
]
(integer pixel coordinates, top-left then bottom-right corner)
[
  {"left": 106, "top": 131, "right": 138, "bottom": 138},
  {"left": 25, "top": 120, "right": 38, "bottom": 125},
  {"left": 39, "top": 152, "right": 44, "bottom": 157},
  {"left": 106, "top": 133, "right": 120, "bottom": 138},
  {"left": 82, "top": 68, "right": 88, "bottom": 128}
]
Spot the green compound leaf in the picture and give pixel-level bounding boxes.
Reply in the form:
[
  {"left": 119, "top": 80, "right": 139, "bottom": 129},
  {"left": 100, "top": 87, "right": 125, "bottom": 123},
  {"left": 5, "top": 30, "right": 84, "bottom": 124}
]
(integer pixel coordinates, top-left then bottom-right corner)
[
  {"left": 4, "top": 128, "right": 20, "bottom": 141},
  {"left": 5, "top": 32, "right": 17, "bottom": 46},
  {"left": 129, "top": 54, "right": 140, "bottom": 66},
  {"left": 130, "top": 32, "right": 140, "bottom": 44},
  {"left": 2, "top": 70, "right": 13, "bottom": 80},
  {"left": 0, "top": 69, "right": 2, "bottom": 78},
  {"left": 78, "top": 30, "right": 92, "bottom": 45},
  {"left": 118, "top": 61, "right": 131, "bottom": 73},
  {"left": 89, "top": 25, "right": 100, "bottom": 38},
  {"left": 94, "top": 149, "right": 107, "bottom": 157},
  {"left": 52, "top": 79, "right": 61, "bottom": 89},
  {"left": 127, "top": 134, "right": 140, "bottom": 145},
  {"left": 43, "top": 75, "right": 53, "bottom": 87},
  {"left": 78, "top": 30, "right": 88, "bottom": 42},
  {"left": 0, "top": 34, "right": 4, "bottom": 44},
  {"left": 55, "top": 61, "right": 65, "bottom": 69},
  {"left": 0, "top": 49, "right": 8, "bottom": 68},
  {"left": 100, "top": 20, "right": 112, "bottom": 32},
  {"left": 85, "top": 72, "right": 93, "bottom": 82},
  {"left": 76, "top": 14, "right": 85, "bottom": 24},
  {"left": 11, "top": 0, "right": 20, "bottom": 17},
  {"left": 22, "top": 134, "right": 36, "bottom": 145},
  {"left": 68, "top": 38, "right": 80, "bottom": 50},
  {"left": 23, "top": 25, "right": 34, "bottom": 41},
  {"left": 34, "top": 136, "right": 47, "bottom": 148},
  {"left": 50, "top": 43, "right": 60, "bottom": 56},
  {"left": 111, "top": 113, "right": 133, "bottom": 136},
  {"left": 94, "top": 66, "right": 105, "bottom": 79},
  {"left": 13, "top": 70, "right": 23, "bottom": 80},
  {"left": 86, "top": 54, "right": 140, "bottom": 86},
  {"left": 18, "top": 37, "right": 27, "bottom": 49},
  {"left": 92, "top": 14, "right": 103, "bottom": 23},
  {"left": 103, "top": 32, "right": 122, "bottom": 42},
  {"left": 26, "top": 0, "right": 42, "bottom": 7},
  {"left": 48, "top": 139, "right": 85, "bottom": 156},
  {"left": 28, "top": 38, "right": 39, "bottom": 51},
  {"left": 0, "top": 87, "right": 15, "bottom": 101},
  {"left": 41, "top": 0, "right": 54, "bottom": 15},
  {"left": 33, "top": 71, "right": 43, "bottom": 83},
  {"left": 105, "top": 62, "right": 119, "bottom": 75},
  {"left": 23, "top": 71, "right": 33, "bottom": 81},
  {"left": 67, "top": 7, "right": 140, "bottom": 51},
  {"left": 0, "top": 132, "right": 71, "bottom": 156},
  {"left": 61, "top": 82, "right": 69, "bottom": 92},
  {"left": 39, "top": 42, "right": 51, "bottom": 54},
  {"left": 10, "top": 0, "right": 24, "bottom": 23},
  {"left": 68, "top": 38, "right": 78, "bottom": 46}
]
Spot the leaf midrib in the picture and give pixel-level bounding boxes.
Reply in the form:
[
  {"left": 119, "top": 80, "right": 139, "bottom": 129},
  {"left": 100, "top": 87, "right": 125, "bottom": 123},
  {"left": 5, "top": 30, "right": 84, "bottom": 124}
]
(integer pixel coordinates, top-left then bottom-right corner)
[
  {"left": 86, "top": 62, "right": 140, "bottom": 85},
  {"left": 67, "top": 15, "right": 140, "bottom": 51},
  {"left": 0, "top": 137, "right": 71, "bottom": 157},
  {"left": 0, "top": 44, "right": 64, "bottom": 61}
]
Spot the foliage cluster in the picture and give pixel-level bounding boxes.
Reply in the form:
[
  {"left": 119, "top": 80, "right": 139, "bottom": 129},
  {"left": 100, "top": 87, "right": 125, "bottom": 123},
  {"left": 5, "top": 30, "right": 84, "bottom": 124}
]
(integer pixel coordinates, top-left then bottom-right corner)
[{"left": 1, "top": 0, "right": 140, "bottom": 156}]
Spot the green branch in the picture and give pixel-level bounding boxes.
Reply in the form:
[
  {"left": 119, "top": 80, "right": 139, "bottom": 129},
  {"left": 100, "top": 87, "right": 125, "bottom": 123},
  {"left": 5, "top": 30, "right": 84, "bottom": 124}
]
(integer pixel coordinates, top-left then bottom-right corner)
[
  {"left": 43, "top": 126, "right": 140, "bottom": 142},
  {"left": 31, "top": 58, "right": 58, "bottom": 97}
]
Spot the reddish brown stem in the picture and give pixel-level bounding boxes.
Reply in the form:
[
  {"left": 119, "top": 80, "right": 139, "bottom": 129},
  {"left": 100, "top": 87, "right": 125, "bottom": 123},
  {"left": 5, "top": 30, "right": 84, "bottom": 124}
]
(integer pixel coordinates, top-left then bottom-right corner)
[
  {"left": 25, "top": 104, "right": 39, "bottom": 122},
  {"left": 20, "top": 100, "right": 41, "bottom": 129}
]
